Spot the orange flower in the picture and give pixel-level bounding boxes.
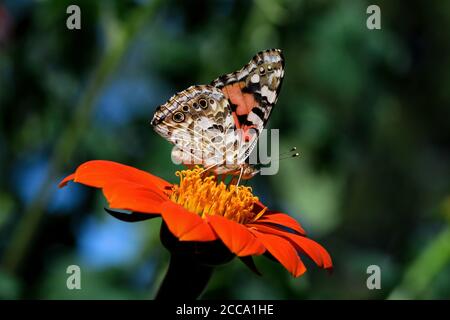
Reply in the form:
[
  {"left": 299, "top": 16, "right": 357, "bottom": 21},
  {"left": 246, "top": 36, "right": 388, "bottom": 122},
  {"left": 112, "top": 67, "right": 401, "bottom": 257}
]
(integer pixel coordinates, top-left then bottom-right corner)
[{"left": 59, "top": 160, "right": 332, "bottom": 278}]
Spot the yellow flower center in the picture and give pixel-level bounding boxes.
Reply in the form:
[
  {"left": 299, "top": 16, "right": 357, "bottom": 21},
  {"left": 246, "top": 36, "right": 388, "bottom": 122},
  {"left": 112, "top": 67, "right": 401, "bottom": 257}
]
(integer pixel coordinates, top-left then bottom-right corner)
[{"left": 169, "top": 167, "right": 266, "bottom": 224}]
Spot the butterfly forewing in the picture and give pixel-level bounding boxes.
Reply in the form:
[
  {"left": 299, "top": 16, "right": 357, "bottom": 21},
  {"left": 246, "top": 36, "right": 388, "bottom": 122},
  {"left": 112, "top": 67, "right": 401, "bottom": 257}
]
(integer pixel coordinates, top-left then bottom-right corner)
[{"left": 211, "top": 48, "right": 284, "bottom": 163}]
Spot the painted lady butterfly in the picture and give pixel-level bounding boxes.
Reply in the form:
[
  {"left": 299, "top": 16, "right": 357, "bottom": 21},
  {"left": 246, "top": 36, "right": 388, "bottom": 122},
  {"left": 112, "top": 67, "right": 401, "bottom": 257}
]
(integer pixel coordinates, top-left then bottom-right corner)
[{"left": 151, "top": 49, "right": 284, "bottom": 180}]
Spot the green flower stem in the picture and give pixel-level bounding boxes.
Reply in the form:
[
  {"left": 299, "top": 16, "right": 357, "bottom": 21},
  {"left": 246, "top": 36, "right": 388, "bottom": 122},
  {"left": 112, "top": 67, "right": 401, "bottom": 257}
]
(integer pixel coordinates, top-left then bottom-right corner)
[
  {"left": 155, "top": 253, "right": 215, "bottom": 300},
  {"left": 156, "top": 223, "right": 235, "bottom": 299}
]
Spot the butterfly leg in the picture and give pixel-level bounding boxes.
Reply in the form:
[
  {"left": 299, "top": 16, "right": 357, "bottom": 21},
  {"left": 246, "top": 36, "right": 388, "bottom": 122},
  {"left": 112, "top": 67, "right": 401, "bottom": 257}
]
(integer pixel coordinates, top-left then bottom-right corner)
[
  {"left": 235, "top": 166, "right": 244, "bottom": 193},
  {"left": 199, "top": 164, "right": 217, "bottom": 178}
]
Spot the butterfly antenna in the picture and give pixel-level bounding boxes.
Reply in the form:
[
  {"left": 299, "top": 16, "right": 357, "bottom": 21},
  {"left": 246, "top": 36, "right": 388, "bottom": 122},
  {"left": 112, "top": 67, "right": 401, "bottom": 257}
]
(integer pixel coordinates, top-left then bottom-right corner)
[
  {"left": 277, "top": 152, "right": 300, "bottom": 162},
  {"left": 279, "top": 146, "right": 297, "bottom": 156},
  {"left": 254, "top": 148, "right": 300, "bottom": 167}
]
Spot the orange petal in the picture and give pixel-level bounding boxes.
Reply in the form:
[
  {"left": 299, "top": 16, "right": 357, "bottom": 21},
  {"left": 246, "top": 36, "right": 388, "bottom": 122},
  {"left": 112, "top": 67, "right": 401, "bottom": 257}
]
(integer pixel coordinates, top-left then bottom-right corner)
[
  {"left": 256, "top": 212, "right": 306, "bottom": 235},
  {"left": 59, "top": 173, "right": 75, "bottom": 188},
  {"left": 207, "top": 215, "right": 265, "bottom": 257},
  {"left": 59, "top": 160, "right": 171, "bottom": 196},
  {"left": 102, "top": 180, "right": 166, "bottom": 214},
  {"left": 249, "top": 224, "right": 332, "bottom": 269},
  {"left": 161, "top": 201, "right": 217, "bottom": 242},
  {"left": 285, "top": 233, "right": 333, "bottom": 269},
  {"left": 250, "top": 229, "right": 306, "bottom": 277}
]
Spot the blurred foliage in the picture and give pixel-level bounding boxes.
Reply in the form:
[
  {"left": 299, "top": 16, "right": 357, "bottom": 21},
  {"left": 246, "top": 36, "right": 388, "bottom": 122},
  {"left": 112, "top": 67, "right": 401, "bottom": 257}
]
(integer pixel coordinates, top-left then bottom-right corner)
[{"left": 0, "top": 0, "right": 449, "bottom": 299}]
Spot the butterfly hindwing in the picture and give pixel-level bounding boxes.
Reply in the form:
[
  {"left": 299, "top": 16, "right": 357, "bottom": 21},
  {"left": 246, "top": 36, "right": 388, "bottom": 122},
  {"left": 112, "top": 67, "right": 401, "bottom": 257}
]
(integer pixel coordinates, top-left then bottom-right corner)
[{"left": 151, "top": 85, "right": 240, "bottom": 167}]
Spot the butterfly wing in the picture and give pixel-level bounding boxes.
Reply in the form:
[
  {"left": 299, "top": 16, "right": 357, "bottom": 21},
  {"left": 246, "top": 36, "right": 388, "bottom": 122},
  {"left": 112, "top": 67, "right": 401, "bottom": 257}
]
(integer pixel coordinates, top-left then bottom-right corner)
[
  {"left": 211, "top": 49, "right": 285, "bottom": 162},
  {"left": 151, "top": 85, "right": 239, "bottom": 168},
  {"left": 151, "top": 49, "right": 285, "bottom": 178}
]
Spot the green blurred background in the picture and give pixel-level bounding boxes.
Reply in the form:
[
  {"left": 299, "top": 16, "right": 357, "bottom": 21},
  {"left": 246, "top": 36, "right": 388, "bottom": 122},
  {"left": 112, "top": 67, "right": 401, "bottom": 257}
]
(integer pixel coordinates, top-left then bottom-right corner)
[{"left": 0, "top": 0, "right": 449, "bottom": 299}]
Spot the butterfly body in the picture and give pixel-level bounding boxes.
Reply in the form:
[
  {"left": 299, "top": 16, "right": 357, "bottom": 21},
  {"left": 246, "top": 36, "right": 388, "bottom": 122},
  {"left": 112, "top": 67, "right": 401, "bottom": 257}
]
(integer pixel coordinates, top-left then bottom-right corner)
[{"left": 151, "top": 49, "right": 284, "bottom": 179}]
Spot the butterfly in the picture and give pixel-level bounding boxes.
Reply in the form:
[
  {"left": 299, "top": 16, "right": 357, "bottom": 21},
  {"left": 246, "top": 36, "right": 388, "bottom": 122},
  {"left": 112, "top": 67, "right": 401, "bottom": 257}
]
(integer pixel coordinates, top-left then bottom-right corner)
[{"left": 151, "top": 49, "right": 284, "bottom": 180}]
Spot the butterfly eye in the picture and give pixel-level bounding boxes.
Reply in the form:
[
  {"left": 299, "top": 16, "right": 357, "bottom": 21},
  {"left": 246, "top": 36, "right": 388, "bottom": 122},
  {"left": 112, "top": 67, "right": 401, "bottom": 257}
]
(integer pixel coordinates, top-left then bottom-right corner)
[
  {"left": 199, "top": 99, "right": 208, "bottom": 109},
  {"left": 259, "top": 66, "right": 265, "bottom": 74},
  {"left": 172, "top": 112, "right": 185, "bottom": 123},
  {"left": 182, "top": 105, "right": 189, "bottom": 112},
  {"left": 267, "top": 65, "right": 273, "bottom": 71}
]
